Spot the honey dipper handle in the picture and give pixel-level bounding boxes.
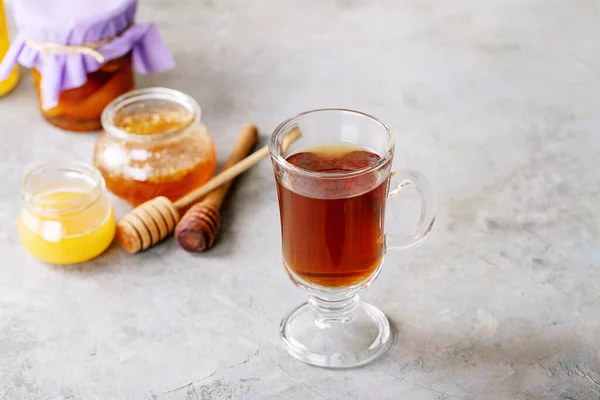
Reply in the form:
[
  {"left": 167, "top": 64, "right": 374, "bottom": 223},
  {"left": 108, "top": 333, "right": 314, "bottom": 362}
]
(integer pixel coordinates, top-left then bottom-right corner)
[
  {"left": 200, "top": 124, "right": 259, "bottom": 210},
  {"left": 173, "top": 124, "right": 263, "bottom": 210}
]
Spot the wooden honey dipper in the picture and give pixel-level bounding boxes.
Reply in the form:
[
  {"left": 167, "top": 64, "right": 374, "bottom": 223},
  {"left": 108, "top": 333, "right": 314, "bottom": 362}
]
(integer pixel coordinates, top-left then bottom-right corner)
[
  {"left": 175, "top": 127, "right": 260, "bottom": 252},
  {"left": 116, "top": 124, "right": 301, "bottom": 254},
  {"left": 176, "top": 125, "right": 302, "bottom": 252}
]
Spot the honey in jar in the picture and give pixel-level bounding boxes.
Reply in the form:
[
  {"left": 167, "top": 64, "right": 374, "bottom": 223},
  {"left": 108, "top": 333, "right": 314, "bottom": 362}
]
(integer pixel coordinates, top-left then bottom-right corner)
[
  {"left": 32, "top": 52, "right": 134, "bottom": 132},
  {"left": 0, "top": 0, "right": 18, "bottom": 97},
  {"left": 93, "top": 87, "right": 217, "bottom": 206},
  {"left": 17, "top": 161, "right": 116, "bottom": 265},
  {"left": 0, "top": 0, "right": 174, "bottom": 132}
]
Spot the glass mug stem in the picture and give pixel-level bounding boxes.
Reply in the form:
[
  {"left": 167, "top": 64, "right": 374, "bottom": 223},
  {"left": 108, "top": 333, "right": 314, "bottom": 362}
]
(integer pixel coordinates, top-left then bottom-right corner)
[
  {"left": 309, "top": 294, "right": 360, "bottom": 325},
  {"left": 385, "top": 169, "right": 436, "bottom": 252}
]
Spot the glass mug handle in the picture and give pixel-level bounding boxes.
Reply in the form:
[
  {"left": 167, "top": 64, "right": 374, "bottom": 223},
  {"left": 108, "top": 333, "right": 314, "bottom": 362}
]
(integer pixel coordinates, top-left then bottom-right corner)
[{"left": 385, "top": 169, "right": 436, "bottom": 252}]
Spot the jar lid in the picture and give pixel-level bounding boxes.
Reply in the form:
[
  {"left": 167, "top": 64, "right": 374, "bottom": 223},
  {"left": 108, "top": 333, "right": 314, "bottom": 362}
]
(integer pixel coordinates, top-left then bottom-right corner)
[
  {"left": 0, "top": 0, "right": 175, "bottom": 110},
  {"left": 13, "top": 0, "right": 136, "bottom": 36}
]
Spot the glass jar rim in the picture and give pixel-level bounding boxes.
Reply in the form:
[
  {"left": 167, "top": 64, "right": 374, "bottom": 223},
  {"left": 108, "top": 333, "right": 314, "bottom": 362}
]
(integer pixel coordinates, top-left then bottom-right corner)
[
  {"left": 101, "top": 87, "right": 202, "bottom": 143},
  {"left": 268, "top": 108, "right": 396, "bottom": 179},
  {"left": 22, "top": 160, "right": 105, "bottom": 214}
]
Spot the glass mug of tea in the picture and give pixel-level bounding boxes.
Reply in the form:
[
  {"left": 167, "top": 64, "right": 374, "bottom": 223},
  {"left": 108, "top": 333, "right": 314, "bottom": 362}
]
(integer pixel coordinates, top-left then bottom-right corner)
[{"left": 269, "top": 108, "right": 436, "bottom": 368}]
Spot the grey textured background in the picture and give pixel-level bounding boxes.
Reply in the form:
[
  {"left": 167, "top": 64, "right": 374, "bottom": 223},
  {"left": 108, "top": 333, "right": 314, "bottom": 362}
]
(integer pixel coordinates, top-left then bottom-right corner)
[{"left": 1, "top": 0, "right": 600, "bottom": 399}]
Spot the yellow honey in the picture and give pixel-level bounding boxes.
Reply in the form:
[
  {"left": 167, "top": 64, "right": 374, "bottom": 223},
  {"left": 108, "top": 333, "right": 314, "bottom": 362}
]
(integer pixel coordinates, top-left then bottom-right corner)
[
  {"left": 18, "top": 162, "right": 116, "bottom": 265},
  {"left": 0, "top": 0, "right": 19, "bottom": 97}
]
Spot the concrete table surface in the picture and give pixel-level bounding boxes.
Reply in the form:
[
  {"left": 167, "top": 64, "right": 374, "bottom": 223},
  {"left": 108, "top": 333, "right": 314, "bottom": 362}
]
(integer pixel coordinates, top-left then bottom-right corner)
[{"left": 1, "top": 0, "right": 600, "bottom": 399}]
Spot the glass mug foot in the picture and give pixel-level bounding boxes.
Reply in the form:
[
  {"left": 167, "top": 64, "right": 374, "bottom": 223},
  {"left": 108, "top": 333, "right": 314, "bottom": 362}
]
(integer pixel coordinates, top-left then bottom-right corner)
[{"left": 280, "top": 295, "right": 391, "bottom": 368}]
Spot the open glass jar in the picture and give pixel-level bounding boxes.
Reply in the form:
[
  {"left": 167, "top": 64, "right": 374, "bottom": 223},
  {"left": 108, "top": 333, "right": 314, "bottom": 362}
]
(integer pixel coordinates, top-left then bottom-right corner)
[
  {"left": 17, "top": 161, "right": 116, "bottom": 265},
  {"left": 93, "top": 87, "right": 217, "bottom": 206}
]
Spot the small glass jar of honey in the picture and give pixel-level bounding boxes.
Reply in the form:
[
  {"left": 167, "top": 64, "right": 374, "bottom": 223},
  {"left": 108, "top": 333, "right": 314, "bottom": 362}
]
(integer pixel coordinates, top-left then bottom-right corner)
[
  {"left": 17, "top": 161, "right": 116, "bottom": 265},
  {"left": 0, "top": 0, "right": 174, "bottom": 132},
  {"left": 31, "top": 51, "right": 134, "bottom": 132},
  {"left": 0, "top": 0, "right": 19, "bottom": 97},
  {"left": 93, "top": 87, "right": 217, "bottom": 206}
]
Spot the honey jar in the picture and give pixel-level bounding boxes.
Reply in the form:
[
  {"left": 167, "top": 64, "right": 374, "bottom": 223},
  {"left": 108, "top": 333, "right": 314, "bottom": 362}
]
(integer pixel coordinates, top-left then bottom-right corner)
[
  {"left": 0, "top": 0, "right": 19, "bottom": 97},
  {"left": 17, "top": 161, "right": 116, "bottom": 265},
  {"left": 0, "top": 0, "right": 174, "bottom": 132},
  {"left": 93, "top": 87, "right": 217, "bottom": 206},
  {"left": 30, "top": 51, "right": 134, "bottom": 132}
]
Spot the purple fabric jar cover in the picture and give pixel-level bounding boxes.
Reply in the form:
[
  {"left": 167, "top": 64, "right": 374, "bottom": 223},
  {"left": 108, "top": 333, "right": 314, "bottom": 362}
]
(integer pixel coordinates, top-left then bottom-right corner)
[{"left": 0, "top": 0, "right": 175, "bottom": 109}]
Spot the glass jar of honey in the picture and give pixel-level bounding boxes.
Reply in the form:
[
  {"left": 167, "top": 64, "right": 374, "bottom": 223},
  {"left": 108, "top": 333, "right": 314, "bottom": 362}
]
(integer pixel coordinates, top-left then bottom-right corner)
[
  {"left": 0, "top": 0, "right": 19, "bottom": 97},
  {"left": 31, "top": 51, "right": 134, "bottom": 132},
  {"left": 0, "top": 0, "right": 174, "bottom": 132},
  {"left": 93, "top": 87, "right": 217, "bottom": 206},
  {"left": 17, "top": 161, "right": 116, "bottom": 265}
]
